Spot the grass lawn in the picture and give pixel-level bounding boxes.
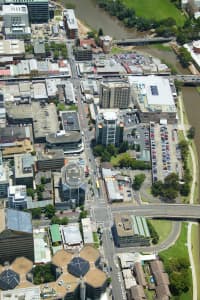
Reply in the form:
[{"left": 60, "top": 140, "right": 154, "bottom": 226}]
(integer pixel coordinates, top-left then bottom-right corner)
[
  {"left": 149, "top": 220, "right": 172, "bottom": 244},
  {"left": 111, "top": 46, "right": 130, "bottom": 54},
  {"left": 93, "top": 232, "right": 100, "bottom": 248},
  {"left": 160, "top": 222, "right": 193, "bottom": 300},
  {"left": 122, "top": 0, "right": 185, "bottom": 26},
  {"left": 191, "top": 224, "right": 200, "bottom": 300},
  {"left": 151, "top": 43, "right": 172, "bottom": 52},
  {"left": 111, "top": 152, "right": 130, "bottom": 166}
]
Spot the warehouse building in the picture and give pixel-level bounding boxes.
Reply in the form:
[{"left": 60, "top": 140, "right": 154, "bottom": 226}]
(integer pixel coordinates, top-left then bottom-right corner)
[{"left": 114, "top": 214, "right": 150, "bottom": 247}]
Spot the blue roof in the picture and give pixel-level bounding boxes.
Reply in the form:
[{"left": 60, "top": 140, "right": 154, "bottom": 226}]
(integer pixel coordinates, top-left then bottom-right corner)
[
  {"left": 6, "top": 209, "right": 32, "bottom": 234},
  {"left": 68, "top": 257, "right": 89, "bottom": 277}
]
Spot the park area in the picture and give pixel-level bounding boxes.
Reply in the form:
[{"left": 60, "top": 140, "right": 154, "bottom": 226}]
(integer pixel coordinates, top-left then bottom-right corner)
[{"left": 122, "top": 0, "right": 185, "bottom": 26}]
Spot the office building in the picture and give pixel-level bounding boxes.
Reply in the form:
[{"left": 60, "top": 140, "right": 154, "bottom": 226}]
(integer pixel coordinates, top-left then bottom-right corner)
[
  {"left": 74, "top": 46, "right": 93, "bottom": 61},
  {"left": 0, "top": 152, "right": 9, "bottom": 198},
  {"left": 96, "top": 111, "right": 124, "bottom": 146},
  {"left": 64, "top": 9, "right": 78, "bottom": 39},
  {"left": 0, "top": 208, "right": 34, "bottom": 264},
  {"left": 8, "top": 185, "right": 29, "bottom": 209},
  {"left": 0, "top": 0, "right": 49, "bottom": 23},
  {"left": 114, "top": 214, "right": 151, "bottom": 247},
  {"left": 36, "top": 149, "right": 64, "bottom": 171},
  {"left": 2, "top": 4, "right": 31, "bottom": 39},
  {"left": 46, "top": 131, "right": 83, "bottom": 154},
  {"left": 14, "top": 153, "right": 34, "bottom": 188},
  {"left": 100, "top": 80, "right": 131, "bottom": 108},
  {"left": 61, "top": 162, "right": 86, "bottom": 208},
  {"left": 129, "top": 75, "right": 177, "bottom": 124}
]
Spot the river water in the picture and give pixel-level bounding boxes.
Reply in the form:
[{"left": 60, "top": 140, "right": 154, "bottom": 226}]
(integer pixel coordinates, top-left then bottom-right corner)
[
  {"left": 64, "top": 0, "right": 200, "bottom": 198},
  {"left": 63, "top": 0, "right": 143, "bottom": 38}
]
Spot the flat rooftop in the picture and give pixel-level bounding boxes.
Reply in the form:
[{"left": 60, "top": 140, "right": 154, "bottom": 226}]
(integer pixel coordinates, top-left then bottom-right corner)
[
  {"left": 52, "top": 250, "right": 73, "bottom": 268},
  {"left": 84, "top": 268, "right": 107, "bottom": 288},
  {"left": 80, "top": 246, "right": 100, "bottom": 264},
  {"left": 61, "top": 162, "right": 85, "bottom": 188},
  {"left": 0, "top": 287, "right": 40, "bottom": 300},
  {"left": 64, "top": 9, "right": 78, "bottom": 30},
  {"left": 129, "top": 75, "right": 176, "bottom": 113},
  {"left": 60, "top": 111, "right": 80, "bottom": 132}
]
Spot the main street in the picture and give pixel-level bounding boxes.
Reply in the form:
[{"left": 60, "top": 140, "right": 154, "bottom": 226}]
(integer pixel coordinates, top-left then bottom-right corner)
[{"left": 66, "top": 40, "right": 126, "bottom": 300}]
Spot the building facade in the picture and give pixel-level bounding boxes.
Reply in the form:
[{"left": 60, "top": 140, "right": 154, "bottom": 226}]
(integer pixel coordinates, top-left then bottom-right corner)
[
  {"left": 1, "top": 0, "right": 49, "bottom": 23},
  {"left": 96, "top": 111, "right": 124, "bottom": 146},
  {"left": 0, "top": 209, "right": 34, "bottom": 264},
  {"left": 100, "top": 80, "right": 131, "bottom": 109}
]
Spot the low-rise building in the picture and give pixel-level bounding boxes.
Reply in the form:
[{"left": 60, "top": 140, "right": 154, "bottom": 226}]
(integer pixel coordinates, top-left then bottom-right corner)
[
  {"left": 60, "top": 223, "right": 83, "bottom": 250},
  {"left": 33, "top": 40, "right": 46, "bottom": 58},
  {"left": 74, "top": 46, "right": 93, "bottom": 61},
  {"left": 14, "top": 153, "right": 34, "bottom": 187},
  {"left": 36, "top": 149, "right": 64, "bottom": 171},
  {"left": 81, "top": 218, "right": 94, "bottom": 245},
  {"left": 0, "top": 40, "right": 25, "bottom": 57},
  {"left": 129, "top": 75, "right": 177, "bottom": 124},
  {"left": 114, "top": 214, "right": 150, "bottom": 247},
  {"left": 8, "top": 185, "right": 29, "bottom": 210}
]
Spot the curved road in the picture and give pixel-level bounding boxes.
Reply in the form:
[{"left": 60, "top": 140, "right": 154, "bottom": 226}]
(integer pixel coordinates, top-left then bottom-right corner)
[{"left": 116, "top": 221, "right": 181, "bottom": 254}]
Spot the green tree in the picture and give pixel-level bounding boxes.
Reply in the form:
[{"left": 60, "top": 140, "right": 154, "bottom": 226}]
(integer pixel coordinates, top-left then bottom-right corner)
[
  {"left": 27, "top": 188, "right": 35, "bottom": 198},
  {"left": 107, "top": 144, "right": 117, "bottom": 156},
  {"left": 187, "top": 126, "right": 195, "bottom": 139},
  {"left": 101, "top": 150, "right": 111, "bottom": 162},
  {"left": 79, "top": 210, "right": 88, "bottom": 220},
  {"left": 31, "top": 207, "right": 42, "bottom": 219},
  {"left": 118, "top": 141, "right": 129, "bottom": 153},
  {"left": 133, "top": 173, "right": 146, "bottom": 190},
  {"left": 45, "top": 205, "right": 56, "bottom": 219},
  {"left": 98, "top": 28, "right": 104, "bottom": 36}
]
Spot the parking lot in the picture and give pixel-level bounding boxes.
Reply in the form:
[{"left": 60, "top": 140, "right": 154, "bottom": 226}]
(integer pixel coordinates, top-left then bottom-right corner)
[
  {"left": 150, "top": 122, "right": 182, "bottom": 182},
  {"left": 125, "top": 121, "right": 151, "bottom": 162}
]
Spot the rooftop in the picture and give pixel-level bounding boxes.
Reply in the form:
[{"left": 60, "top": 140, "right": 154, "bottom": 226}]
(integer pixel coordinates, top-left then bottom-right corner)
[
  {"left": 80, "top": 246, "right": 100, "bottom": 264},
  {"left": 0, "top": 269, "right": 20, "bottom": 290},
  {"left": 0, "top": 287, "right": 41, "bottom": 300},
  {"left": 46, "top": 131, "right": 81, "bottom": 144},
  {"left": 61, "top": 163, "right": 85, "bottom": 188},
  {"left": 0, "top": 209, "right": 32, "bottom": 234},
  {"left": 64, "top": 9, "right": 78, "bottom": 30},
  {"left": 50, "top": 224, "right": 62, "bottom": 243},
  {"left": 60, "top": 111, "right": 80, "bottom": 132},
  {"left": 52, "top": 250, "right": 73, "bottom": 268},
  {"left": 2, "top": 4, "right": 28, "bottom": 14},
  {"left": 129, "top": 75, "right": 176, "bottom": 113},
  {"left": 61, "top": 223, "right": 82, "bottom": 246},
  {"left": 11, "top": 257, "right": 33, "bottom": 276},
  {"left": 84, "top": 268, "right": 107, "bottom": 288},
  {"left": 68, "top": 257, "right": 89, "bottom": 277}
]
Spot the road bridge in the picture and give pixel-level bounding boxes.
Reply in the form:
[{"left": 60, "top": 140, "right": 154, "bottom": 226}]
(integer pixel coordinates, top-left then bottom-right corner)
[
  {"left": 171, "top": 75, "right": 200, "bottom": 86},
  {"left": 113, "top": 37, "right": 175, "bottom": 46},
  {"left": 111, "top": 204, "right": 200, "bottom": 221}
]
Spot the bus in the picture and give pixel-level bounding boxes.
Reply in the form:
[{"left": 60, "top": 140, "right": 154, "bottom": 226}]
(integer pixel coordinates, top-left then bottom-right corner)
[{"left": 96, "top": 179, "right": 100, "bottom": 189}]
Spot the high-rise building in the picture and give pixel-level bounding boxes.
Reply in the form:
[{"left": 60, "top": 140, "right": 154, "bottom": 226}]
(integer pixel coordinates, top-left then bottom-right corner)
[
  {"left": 0, "top": 152, "right": 9, "bottom": 199},
  {"left": 0, "top": 208, "right": 34, "bottom": 263},
  {"left": 96, "top": 111, "right": 124, "bottom": 146},
  {"left": 61, "top": 162, "right": 86, "bottom": 208},
  {"left": 100, "top": 80, "right": 131, "bottom": 109},
  {"left": 63, "top": 9, "right": 78, "bottom": 39},
  {"left": 2, "top": 4, "right": 29, "bottom": 27},
  {"left": 0, "top": 0, "right": 49, "bottom": 23}
]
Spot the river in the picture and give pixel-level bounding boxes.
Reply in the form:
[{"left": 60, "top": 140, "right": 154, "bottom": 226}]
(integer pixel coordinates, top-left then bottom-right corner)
[
  {"left": 63, "top": 0, "right": 143, "bottom": 38},
  {"left": 64, "top": 0, "right": 200, "bottom": 199}
]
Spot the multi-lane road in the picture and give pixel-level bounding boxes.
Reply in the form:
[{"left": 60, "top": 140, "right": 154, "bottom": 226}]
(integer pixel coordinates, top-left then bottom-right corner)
[{"left": 111, "top": 204, "right": 200, "bottom": 220}]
